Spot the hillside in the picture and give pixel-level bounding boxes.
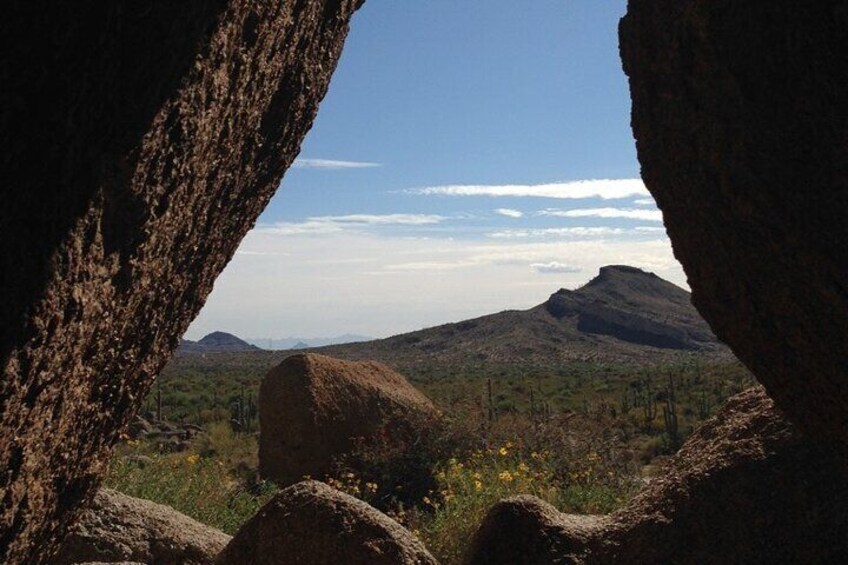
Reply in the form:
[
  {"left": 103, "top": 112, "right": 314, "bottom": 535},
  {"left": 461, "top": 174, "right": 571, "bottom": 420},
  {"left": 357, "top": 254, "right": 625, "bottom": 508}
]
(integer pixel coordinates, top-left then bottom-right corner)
[
  {"left": 179, "top": 331, "right": 260, "bottom": 353},
  {"left": 315, "top": 265, "right": 728, "bottom": 365}
]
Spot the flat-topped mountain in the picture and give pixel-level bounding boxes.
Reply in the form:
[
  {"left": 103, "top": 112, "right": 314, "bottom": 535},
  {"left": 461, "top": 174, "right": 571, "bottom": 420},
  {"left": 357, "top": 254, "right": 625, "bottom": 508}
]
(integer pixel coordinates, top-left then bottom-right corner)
[
  {"left": 317, "top": 266, "right": 727, "bottom": 365},
  {"left": 179, "top": 331, "right": 260, "bottom": 353}
]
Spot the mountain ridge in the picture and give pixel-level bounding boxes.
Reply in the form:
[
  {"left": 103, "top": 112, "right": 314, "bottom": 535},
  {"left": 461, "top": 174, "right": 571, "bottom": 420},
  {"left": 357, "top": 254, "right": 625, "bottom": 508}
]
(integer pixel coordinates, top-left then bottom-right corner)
[
  {"left": 179, "top": 331, "right": 260, "bottom": 353},
  {"left": 313, "top": 265, "right": 728, "bottom": 365}
]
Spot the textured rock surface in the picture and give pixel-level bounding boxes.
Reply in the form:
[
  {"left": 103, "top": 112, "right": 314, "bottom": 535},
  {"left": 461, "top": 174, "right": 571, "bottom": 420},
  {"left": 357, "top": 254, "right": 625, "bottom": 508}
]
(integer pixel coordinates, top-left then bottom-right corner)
[
  {"left": 620, "top": 1, "right": 848, "bottom": 449},
  {"left": 54, "top": 488, "right": 230, "bottom": 565},
  {"left": 468, "top": 497, "right": 606, "bottom": 564},
  {"left": 0, "top": 1, "right": 363, "bottom": 562},
  {"left": 259, "top": 353, "right": 439, "bottom": 486},
  {"left": 216, "top": 480, "right": 438, "bottom": 565},
  {"left": 468, "top": 388, "right": 848, "bottom": 564}
]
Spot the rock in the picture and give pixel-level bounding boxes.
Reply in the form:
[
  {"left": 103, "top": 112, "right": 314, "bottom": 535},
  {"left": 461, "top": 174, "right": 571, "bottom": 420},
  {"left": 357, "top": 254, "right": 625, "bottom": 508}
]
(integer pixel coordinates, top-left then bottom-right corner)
[
  {"left": 259, "top": 353, "right": 440, "bottom": 486},
  {"left": 54, "top": 488, "right": 230, "bottom": 565},
  {"left": 72, "top": 562, "right": 145, "bottom": 565},
  {"left": 467, "top": 388, "right": 848, "bottom": 564},
  {"left": 0, "top": 1, "right": 363, "bottom": 562},
  {"left": 216, "top": 480, "right": 437, "bottom": 565},
  {"left": 620, "top": 1, "right": 848, "bottom": 449},
  {"left": 127, "top": 417, "right": 153, "bottom": 440},
  {"left": 468, "top": 497, "right": 606, "bottom": 564}
]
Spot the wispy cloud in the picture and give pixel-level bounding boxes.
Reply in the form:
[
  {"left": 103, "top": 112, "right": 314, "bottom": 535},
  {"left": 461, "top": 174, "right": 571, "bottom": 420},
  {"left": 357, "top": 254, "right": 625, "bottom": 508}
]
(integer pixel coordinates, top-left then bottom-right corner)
[
  {"left": 538, "top": 207, "right": 663, "bottom": 222},
  {"left": 632, "top": 197, "right": 656, "bottom": 206},
  {"left": 411, "top": 178, "right": 647, "bottom": 200},
  {"left": 531, "top": 262, "right": 582, "bottom": 274},
  {"left": 487, "top": 227, "right": 629, "bottom": 239},
  {"left": 292, "top": 158, "right": 381, "bottom": 170},
  {"left": 494, "top": 208, "right": 524, "bottom": 218},
  {"left": 256, "top": 214, "right": 447, "bottom": 236}
]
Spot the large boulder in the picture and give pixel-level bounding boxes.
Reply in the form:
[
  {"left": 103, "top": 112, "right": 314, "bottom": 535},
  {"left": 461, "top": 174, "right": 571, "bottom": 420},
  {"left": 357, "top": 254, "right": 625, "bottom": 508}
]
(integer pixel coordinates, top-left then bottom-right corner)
[
  {"left": 54, "top": 489, "right": 230, "bottom": 565},
  {"left": 0, "top": 1, "right": 363, "bottom": 562},
  {"left": 620, "top": 1, "right": 848, "bottom": 449},
  {"left": 259, "top": 353, "right": 439, "bottom": 486},
  {"left": 467, "top": 388, "right": 848, "bottom": 564},
  {"left": 216, "top": 480, "right": 437, "bottom": 565}
]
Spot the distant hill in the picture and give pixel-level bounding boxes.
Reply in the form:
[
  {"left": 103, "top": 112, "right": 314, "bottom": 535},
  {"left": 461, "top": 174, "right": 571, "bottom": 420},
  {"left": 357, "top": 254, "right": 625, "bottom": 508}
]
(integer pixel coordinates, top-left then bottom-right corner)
[
  {"left": 179, "top": 331, "right": 260, "bottom": 353},
  {"left": 245, "top": 334, "right": 372, "bottom": 350},
  {"left": 315, "top": 265, "right": 728, "bottom": 365}
]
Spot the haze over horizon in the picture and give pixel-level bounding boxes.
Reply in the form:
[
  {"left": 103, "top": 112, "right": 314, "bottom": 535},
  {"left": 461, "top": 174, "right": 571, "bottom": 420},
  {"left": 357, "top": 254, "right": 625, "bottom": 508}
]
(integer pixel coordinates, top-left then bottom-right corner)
[{"left": 185, "top": 0, "right": 684, "bottom": 341}]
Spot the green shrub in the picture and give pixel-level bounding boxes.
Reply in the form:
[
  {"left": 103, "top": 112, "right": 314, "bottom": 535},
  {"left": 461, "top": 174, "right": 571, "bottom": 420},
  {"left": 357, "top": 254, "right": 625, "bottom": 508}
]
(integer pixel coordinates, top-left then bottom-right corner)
[{"left": 105, "top": 439, "right": 276, "bottom": 534}]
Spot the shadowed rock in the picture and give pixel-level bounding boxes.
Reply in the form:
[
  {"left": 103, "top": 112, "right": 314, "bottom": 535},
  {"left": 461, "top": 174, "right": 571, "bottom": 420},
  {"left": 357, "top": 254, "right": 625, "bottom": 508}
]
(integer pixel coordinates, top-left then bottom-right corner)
[
  {"left": 468, "top": 497, "right": 606, "bottom": 564},
  {"left": 259, "top": 353, "right": 439, "bottom": 486},
  {"left": 54, "top": 489, "right": 230, "bottom": 565},
  {"left": 0, "top": 1, "right": 363, "bottom": 562},
  {"left": 467, "top": 388, "right": 848, "bottom": 564},
  {"left": 620, "top": 0, "right": 848, "bottom": 450},
  {"left": 216, "top": 480, "right": 438, "bottom": 565}
]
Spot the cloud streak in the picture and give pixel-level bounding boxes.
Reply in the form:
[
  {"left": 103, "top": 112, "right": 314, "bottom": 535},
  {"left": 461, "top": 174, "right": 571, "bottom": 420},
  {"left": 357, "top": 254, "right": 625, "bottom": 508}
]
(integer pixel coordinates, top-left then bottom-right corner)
[
  {"left": 256, "top": 214, "right": 447, "bottom": 236},
  {"left": 487, "top": 227, "right": 630, "bottom": 239},
  {"left": 292, "top": 158, "right": 381, "bottom": 169},
  {"left": 494, "top": 208, "right": 524, "bottom": 218},
  {"left": 538, "top": 207, "right": 664, "bottom": 222},
  {"left": 531, "top": 261, "right": 582, "bottom": 274},
  {"left": 411, "top": 178, "right": 648, "bottom": 200}
]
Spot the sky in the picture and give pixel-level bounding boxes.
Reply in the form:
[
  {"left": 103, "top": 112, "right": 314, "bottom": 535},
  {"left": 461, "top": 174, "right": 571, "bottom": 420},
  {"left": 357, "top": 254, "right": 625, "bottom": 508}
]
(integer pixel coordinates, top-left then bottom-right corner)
[{"left": 185, "top": 0, "right": 684, "bottom": 341}]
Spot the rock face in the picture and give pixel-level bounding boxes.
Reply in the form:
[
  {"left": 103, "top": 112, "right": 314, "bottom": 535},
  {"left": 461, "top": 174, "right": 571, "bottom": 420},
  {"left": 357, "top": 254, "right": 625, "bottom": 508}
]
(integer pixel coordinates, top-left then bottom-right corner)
[
  {"left": 216, "top": 480, "right": 438, "bottom": 565},
  {"left": 544, "top": 265, "right": 719, "bottom": 350},
  {"left": 620, "top": 1, "right": 848, "bottom": 449},
  {"left": 259, "top": 353, "right": 439, "bottom": 486},
  {"left": 0, "top": 1, "right": 363, "bottom": 563},
  {"left": 54, "top": 488, "right": 230, "bottom": 565},
  {"left": 467, "top": 388, "right": 848, "bottom": 564}
]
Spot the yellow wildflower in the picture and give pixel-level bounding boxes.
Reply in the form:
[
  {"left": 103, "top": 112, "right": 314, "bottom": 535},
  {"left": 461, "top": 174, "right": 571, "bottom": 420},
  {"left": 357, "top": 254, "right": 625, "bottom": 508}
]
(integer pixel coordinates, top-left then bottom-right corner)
[
  {"left": 474, "top": 480, "right": 483, "bottom": 491},
  {"left": 499, "top": 447, "right": 508, "bottom": 456},
  {"left": 185, "top": 454, "right": 200, "bottom": 465},
  {"left": 498, "top": 470, "right": 514, "bottom": 482}
]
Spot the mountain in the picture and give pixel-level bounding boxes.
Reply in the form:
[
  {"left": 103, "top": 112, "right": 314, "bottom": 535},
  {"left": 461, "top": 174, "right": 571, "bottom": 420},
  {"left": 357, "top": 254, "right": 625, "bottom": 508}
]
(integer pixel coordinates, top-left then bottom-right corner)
[
  {"left": 179, "top": 331, "right": 261, "bottom": 353},
  {"left": 245, "top": 334, "right": 372, "bottom": 350},
  {"left": 316, "top": 266, "right": 728, "bottom": 365}
]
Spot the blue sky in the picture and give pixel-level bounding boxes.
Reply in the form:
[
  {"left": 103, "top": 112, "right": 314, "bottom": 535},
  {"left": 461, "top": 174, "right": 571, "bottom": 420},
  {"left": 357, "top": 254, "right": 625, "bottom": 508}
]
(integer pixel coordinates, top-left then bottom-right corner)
[{"left": 186, "top": 0, "right": 683, "bottom": 340}]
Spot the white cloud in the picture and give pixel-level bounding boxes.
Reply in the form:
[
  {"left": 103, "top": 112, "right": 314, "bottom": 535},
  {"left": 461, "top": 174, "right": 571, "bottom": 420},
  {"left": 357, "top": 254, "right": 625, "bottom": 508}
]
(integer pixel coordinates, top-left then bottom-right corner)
[
  {"left": 633, "top": 197, "right": 656, "bottom": 206},
  {"left": 531, "top": 262, "right": 582, "bottom": 274},
  {"left": 487, "top": 227, "right": 629, "bottom": 239},
  {"left": 411, "top": 178, "right": 648, "bottom": 200},
  {"left": 292, "top": 158, "right": 381, "bottom": 169},
  {"left": 313, "top": 214, "right": 445, "bottom": 225},
  {"left": 494, "top": 208, "right": 524, "bottom": 218},
  {"left": 254, "top": 214, "right": 447, "bottom": 236},
  {"left": 537, "top": 207, "right": 664, "bottom": 222}
]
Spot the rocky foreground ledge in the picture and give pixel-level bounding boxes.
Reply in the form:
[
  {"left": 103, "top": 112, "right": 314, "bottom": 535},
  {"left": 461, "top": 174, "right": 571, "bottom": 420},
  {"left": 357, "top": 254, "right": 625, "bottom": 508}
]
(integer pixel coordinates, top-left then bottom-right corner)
[{"left": 467, "top": 387, "right": 848, "bottom": 564}]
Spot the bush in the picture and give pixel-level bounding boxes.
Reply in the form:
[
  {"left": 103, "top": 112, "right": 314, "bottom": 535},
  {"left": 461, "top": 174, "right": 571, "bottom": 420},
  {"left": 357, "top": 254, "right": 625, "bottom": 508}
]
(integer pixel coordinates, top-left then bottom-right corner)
[{"left": 105, "top": 439, "right": 276, "bottom": 534}]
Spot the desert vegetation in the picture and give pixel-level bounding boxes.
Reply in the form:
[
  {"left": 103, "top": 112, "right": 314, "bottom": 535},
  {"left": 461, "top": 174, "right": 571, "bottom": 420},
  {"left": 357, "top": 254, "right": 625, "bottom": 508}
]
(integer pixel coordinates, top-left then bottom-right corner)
[{"left": 111, "top": 352, "right": 753, "bottom": 563}]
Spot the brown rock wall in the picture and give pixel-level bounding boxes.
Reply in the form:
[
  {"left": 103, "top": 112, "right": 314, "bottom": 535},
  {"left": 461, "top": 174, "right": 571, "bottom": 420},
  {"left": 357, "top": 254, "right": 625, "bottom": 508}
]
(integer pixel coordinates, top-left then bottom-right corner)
[
  {"left": 0, "top": 2, "right": 363, "bottom": 562},
  {"left": 620, "top": 0, "right": 848, "bottom": 449}
]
